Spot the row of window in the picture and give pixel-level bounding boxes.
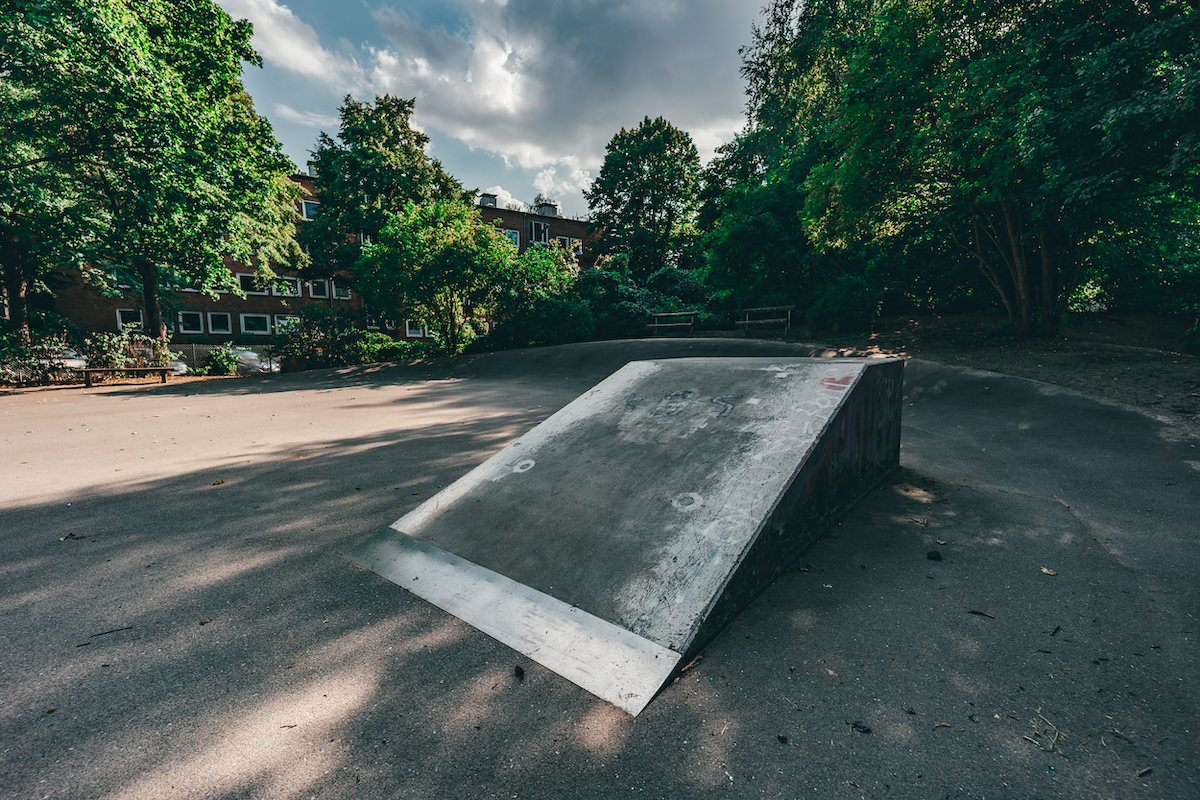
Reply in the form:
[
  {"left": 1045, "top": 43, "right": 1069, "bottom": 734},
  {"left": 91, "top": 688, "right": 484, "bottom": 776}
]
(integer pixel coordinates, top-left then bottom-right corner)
[
  {"left": 496, "top": 225, "right": 583, "bottom": 254},
  {"left": 116, "top": 309, "right": 428, "bottom": 338},
  {"left": 174, "top": 275, "right": 351, "bottom": 300}
]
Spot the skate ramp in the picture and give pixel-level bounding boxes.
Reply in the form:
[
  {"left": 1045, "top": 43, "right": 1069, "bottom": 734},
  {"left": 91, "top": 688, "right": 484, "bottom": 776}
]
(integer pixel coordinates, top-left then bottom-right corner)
[{"left": 345, "top": 357, "right": 902, "bottom": 714}]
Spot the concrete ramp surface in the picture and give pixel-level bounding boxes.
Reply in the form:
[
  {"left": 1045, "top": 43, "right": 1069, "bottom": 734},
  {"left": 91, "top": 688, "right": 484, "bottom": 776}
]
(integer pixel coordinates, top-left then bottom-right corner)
[{"left": 345, "top": 357, "right": 902, "bottom": 714}]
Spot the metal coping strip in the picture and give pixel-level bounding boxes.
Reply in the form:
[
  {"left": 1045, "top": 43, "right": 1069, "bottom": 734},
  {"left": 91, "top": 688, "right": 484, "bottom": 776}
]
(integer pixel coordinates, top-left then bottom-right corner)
[{"left": 344, "top": 529, "right": 683, "bottom": 716}]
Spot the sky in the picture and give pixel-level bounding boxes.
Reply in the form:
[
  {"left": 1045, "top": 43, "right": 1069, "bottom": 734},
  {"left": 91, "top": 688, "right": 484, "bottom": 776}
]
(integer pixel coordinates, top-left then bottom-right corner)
[{"left": 214, "top": 0, "right": 764, "bottom": 219}]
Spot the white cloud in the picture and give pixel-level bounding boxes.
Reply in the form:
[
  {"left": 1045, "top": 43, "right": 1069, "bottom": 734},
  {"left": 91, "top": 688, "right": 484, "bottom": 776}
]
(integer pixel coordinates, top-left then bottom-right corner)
[
  {"left": 533, "top": 156, "right": 592, "bottom": 198},
  {"left": 273, "top": 104, "right": 339, "bottom": 128},
  {"left": 218, "top": 0, "right": 364, "bottom": 89},
  {"left": 481, "top": 185, "right": 524, "bottom": 210},
  {"left": 221, "top": 0, "right": 759, "bottom": 215},
  {"left": 365, "top": 0, "right": 752, "bottom": 174}
]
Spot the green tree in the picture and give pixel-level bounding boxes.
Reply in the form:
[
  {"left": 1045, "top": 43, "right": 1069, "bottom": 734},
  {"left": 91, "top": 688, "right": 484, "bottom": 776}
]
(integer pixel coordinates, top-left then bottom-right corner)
[
  {"left": 801, "top": 0, "right": 1200, "bottom": 335},
  {"left": 355, "top": 199, "right": 515, "bottom": 354},
  {"left": 584, "top": 116, "right": 700, "bottom": 282},
  {"left": 712, "top": 0, "right": 1200, "bottom": 336},
  {"left": 298, "top": 95, "right": 463, "bottom": 280},
  {"left": 1, "top": 0, "right": 305, "bottom": 340}
]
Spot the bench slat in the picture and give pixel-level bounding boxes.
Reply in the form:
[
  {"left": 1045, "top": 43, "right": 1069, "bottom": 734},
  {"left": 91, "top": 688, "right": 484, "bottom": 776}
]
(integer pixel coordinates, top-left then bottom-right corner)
[{"left": 74, "top": 367, "right": 171, "bottom": 387}]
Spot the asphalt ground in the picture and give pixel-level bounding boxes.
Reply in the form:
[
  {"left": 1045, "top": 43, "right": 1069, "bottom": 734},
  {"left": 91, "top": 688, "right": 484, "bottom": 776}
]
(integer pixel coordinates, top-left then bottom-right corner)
[{"left": 2, "top": 338, "right": 1197, "bottom": 800}]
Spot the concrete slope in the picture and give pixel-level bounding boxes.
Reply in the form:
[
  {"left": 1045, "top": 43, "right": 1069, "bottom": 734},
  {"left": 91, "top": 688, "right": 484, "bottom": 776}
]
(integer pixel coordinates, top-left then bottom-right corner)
[{"left": 346, "top": 356, "right": 902, "bottom": 714}]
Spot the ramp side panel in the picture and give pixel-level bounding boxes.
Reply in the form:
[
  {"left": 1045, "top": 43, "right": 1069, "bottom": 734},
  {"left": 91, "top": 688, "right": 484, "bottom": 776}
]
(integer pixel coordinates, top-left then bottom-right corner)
[
  {"left": 685, "top": 358, "right": 905, "bottom": 658},
  {"left": 343, "top": 529, "right": 682, "bottom": 717}
]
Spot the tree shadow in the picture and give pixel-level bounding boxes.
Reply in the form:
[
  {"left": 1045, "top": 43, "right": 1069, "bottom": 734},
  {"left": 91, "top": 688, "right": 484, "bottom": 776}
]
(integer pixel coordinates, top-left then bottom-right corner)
[{"left": 2, "top": 346, "right": 1196, "bottom": 799}]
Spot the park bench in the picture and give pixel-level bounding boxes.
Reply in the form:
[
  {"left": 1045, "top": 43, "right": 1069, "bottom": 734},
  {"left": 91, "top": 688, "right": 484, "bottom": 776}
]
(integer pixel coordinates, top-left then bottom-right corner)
[
  {"left": 74, "top": 367, "right": 172, "bottom": 387},
  {"left": 735, "top": 305, "right": 795, "bottom": 338},
  {"left": 648, "top": 310, "right": 699, "bottom": 337}
]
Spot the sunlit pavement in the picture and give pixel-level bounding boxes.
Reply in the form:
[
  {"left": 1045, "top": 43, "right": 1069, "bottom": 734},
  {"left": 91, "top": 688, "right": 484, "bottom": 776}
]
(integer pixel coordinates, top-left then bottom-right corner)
[{"left": 3, "top": 339, "right": 1197, "bottom": 800}]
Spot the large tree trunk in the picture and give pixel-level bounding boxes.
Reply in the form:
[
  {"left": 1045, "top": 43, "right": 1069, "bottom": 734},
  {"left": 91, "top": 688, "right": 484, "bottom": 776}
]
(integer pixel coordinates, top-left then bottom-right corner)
[
  {"left": 954, "top": 211, "right": 1031, "bottom": 338},
  {"left": 1, "top": 233, "right": 31, "bottom": 343},
  {"left": 998, "top": 201, "right": 1033, "bottom": 338},
  {"left": 1039, "top": 228, "right": 1054, "bottom": 335},
  {"left": 136, "top": 258, "right": 167, "bottom": 340}
]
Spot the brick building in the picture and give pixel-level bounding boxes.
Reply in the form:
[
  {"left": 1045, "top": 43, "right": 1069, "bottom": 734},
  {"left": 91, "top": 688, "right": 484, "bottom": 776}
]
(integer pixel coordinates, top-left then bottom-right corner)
[{"left": 37, "top": 174, "right": 592, "bottom": 344}]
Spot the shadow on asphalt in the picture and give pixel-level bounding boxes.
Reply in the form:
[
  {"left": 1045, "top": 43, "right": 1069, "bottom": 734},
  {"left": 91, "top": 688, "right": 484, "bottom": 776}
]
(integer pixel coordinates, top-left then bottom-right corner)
[{"left": 2, "top": 341, "right": 1197, "bottom": 799}]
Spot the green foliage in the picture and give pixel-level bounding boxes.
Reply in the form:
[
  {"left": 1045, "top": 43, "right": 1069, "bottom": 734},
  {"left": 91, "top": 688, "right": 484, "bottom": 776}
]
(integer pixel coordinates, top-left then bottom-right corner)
[
  {"left": 196, "top": 343, "right": 240, "bottom": 376},
  {"left": 585, "top": 117, "right": 701, "bottom": 281},
  {"left": 2, "top": 0, "right": 305, "bottom": 340},
  {"left": 475, "top": 296, "right": 596, "bottom": 350},
  {"left": 700, "top": 140, "right": 818, "bottom": 308},
  {"left": 268, "top": 306, "right": 427, "bottom": 372},
  {"left": 356, "top": 199, "right": 516, "bottom": 354},
  {"left": 80, "top": 324, "right": 177, "bottom": 369},
  {"left": 805, "top": 274, "right": 878, "bottom": 334},
  {"left": 645, "top": 268, "right": 708, "bottom": 308},
  {"left": 0, "top": 330, "right": 72, "bottom": 385},
  {"left": 298, "top": 95, "right": 463, "bottom": 280},
  {"left": 705, "top": 0, "right": 1200, "bottom": 337},
  {"left": 494, "top": 242, "right": 579, "bottom": 320},
  {"left": 574, "top": 269, "right": 658, "bottom": 339}
]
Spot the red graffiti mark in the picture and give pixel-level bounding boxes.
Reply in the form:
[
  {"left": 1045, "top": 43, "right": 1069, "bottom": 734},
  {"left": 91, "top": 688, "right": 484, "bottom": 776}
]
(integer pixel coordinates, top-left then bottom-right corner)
[{"left": 820, "top": 376, "right": 854, "bottom": 392}]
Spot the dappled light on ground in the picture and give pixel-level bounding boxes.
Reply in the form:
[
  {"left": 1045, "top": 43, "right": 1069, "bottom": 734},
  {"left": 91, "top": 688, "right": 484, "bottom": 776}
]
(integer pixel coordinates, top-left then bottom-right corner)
[
  {"left": 104, "top": 667, "right": 381, "bottom": 800},
  {"left": 1, "top": 343, "right": 1196, "bottom": 798}
]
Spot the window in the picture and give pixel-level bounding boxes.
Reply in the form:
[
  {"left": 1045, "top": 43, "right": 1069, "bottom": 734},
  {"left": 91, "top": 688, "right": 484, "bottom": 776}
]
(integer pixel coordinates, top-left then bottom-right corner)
[
  {"left": 237, "top": 273, "right": 268, "bottom": 295},
  {"left": 208, "top": 312, "right": 232, "bottom": 334},
  {"left": 529, "top": 220, "right": 549, "bottom": 244},
  {"left": 178, "top": 311, "right": 204, "bottom": 334},
  {"left": 116, "top": 308, "right": 143, "bottom": 331},
  {"left": 556, "top": 236, "right": 572, "bottom": 249},
  {"left": 273, "top": 277, "right": 301, "bottom": 297},
  {"left": 301, "top": 200, "right": 319, "bottom": 220},
  {"left": 384, "top": 319, "right": 397, "bottom": 331},
  {"left": 274, "top": 314, "right": 299, "bottom": 333},
  {"left": 365, "top": 311, "right": 380, "bottom": 330},
  {"left": 405, "top": 319, "right": 427, "bottom": 338},
  {"left": 333, "top": 282, "right": 352, "bottom": 300},
  {"left": 570, "top": 238, "right": 583, "bottom": 256},
  {"left": 500, "top": 229, "right": 520, "bottom": 248},
  {"left": 240, "top": 313, "right": 271, "bottom": 335},
  {"left": 308, "top": 279, "right": 329, "bottom": 298}
]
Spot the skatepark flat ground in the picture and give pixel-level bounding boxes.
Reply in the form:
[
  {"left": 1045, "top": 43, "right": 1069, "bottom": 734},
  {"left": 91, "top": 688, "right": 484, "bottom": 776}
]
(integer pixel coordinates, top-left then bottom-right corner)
[{"left": 2, "top": 338, "right": 1197, "bottom": 799}]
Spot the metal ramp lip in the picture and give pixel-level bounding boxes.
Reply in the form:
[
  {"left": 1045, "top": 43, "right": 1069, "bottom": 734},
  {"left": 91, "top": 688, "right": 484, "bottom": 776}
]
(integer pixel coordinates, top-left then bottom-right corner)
[{"left": 343, "top": 529, "right": 683, "bottom": 716}]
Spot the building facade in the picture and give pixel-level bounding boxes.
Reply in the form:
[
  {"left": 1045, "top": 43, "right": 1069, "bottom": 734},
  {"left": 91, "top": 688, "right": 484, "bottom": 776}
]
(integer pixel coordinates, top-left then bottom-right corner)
[{"left": 33, "top": 176, "right": 592, "bottom": 344}]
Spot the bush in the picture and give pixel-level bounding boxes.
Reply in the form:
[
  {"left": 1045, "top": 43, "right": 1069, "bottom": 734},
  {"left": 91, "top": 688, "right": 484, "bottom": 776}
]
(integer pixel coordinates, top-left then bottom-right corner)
[
  {"left": 479, "top": 296, "right": 596, "bottom": 350},
  {"left": 195, "top": 343, "right": 239, "bottom": 376},
  {"left": 268, "top": 307, "right": 428, "bottom": 372},
  {"left": 596, "top": 298, "right": 655, "bottom": 339},
  {"left": 806, "top": 274, "right": 878, "bottom": 334},
  {"left": 80, "top": 324, "right": 177, "bottom": 369},
  {"left": 645, "top": 267, "right": 710, "bottom": 308},
  {"left": 0, "top": 331, "right": 73, "bottom": 385}
]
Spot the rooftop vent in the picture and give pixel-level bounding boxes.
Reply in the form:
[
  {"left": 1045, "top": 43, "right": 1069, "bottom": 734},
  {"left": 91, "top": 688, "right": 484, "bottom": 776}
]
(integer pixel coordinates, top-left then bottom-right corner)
[
  {"left": 480, "top": 193, "right": 498, "bottom": 208},
  {"left": 306, "top": 162, "right": 318, "bottom": 178},
  {"left": 536, "top": 202, "right": 559, "bottom": 217}
]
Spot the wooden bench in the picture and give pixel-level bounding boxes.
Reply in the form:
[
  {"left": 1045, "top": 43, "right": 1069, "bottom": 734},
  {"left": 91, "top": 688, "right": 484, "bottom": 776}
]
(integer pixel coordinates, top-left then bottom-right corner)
[
  {"left": 74, "top": 367, "right": 172, "bottom": 387},
  {"left": 648, "top": 310, "right": 699, "bottom": 337},
  {"left": 735, "top": 305, "right": 795, "bottom": 338}
]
